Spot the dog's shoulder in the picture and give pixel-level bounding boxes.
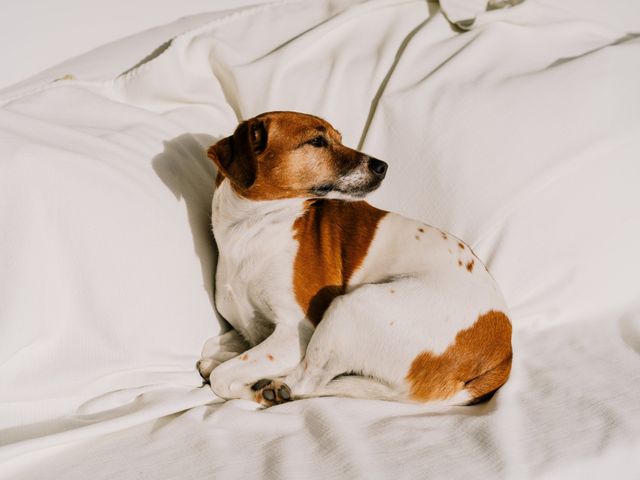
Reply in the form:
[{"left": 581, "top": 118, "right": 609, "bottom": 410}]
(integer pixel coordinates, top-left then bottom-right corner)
[{"left": 292, "top": 200, "right": 388, "bottom": 324}]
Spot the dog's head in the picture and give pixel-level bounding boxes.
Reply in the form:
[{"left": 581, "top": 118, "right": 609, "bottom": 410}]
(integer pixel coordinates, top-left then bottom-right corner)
[{"left": 207, "top": 111, "right": 387, "bottom": 200}]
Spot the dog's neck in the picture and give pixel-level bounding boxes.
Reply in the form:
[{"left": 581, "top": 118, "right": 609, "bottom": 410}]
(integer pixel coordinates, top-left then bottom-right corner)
[{"left": 211, "top": 179, "right": 306, "bottom": 254}]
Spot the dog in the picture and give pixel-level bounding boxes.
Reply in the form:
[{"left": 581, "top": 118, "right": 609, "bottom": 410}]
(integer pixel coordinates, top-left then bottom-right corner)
[{"left": 197, "top": 111, "right": 512, "bottom": 407}]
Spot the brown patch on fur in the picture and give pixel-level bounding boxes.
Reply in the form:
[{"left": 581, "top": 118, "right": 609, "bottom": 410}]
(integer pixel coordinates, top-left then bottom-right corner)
[
  {"left": 458, "top": 242, "right": 465, "bottom": 250},
  {"left": 458, "top": 260, "right": 463, "bottom": 267},
  {"left": 240, "top": 354, "right": 249, "bottom": 361},
  {"left": 441, "top": 232, "right": 448, "bottom": 240},
  {"left": 293, "top": 200, "right": 387, "bottom": 325},
  {"left": 267, "top": 354, "right": 274, "bottom": 361},
  {"left": 406, "top": 310, "right": 512, "bottom": 403},
  {"left": 419, "top": 228, "right": 425, "bottom": 233},
  {"left": 466, "top": 260, "right": 475, "bottom": 272},
  {"left": 415, "top": 235, "right": 420, "bottom": 240}
]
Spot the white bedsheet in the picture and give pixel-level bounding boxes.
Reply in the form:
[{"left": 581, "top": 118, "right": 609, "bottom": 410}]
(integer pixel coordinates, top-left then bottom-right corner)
[
  {"left": 1, "top": 0, "right": 639, "bottom": 478},
  {"left": 0, "top": 0, "right": 275, "bottom": 90}
]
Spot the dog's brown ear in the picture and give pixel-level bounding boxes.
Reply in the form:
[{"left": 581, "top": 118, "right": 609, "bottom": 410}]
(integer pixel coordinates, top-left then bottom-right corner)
[{"left": 207, "top": 118, "right": 267, "bottom": 190}]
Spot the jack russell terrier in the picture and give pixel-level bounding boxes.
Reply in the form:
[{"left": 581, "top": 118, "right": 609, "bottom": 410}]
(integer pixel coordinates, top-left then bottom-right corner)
[{"left": 197, "top": 111, "right": 512, "bottom": 407}]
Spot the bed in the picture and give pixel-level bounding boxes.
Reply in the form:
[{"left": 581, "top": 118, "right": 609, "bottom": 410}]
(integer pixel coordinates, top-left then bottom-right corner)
[{"left": 1, "top": 0, "right": 639, "bottom": 478}]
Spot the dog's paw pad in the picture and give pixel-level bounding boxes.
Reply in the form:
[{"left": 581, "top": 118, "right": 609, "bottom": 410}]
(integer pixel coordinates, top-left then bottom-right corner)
[
  {"left": 251, "top": 378, "right": 292, "bottom": 407},
  {"left": 278, "top": 385, "right": 291, "bottom": 400}
]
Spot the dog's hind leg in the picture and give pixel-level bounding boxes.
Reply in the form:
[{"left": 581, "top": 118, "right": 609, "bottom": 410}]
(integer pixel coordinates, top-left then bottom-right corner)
[
  {"left": 297, "top": 375, "right": 403, "bottom": 402},
  {"left": 283, "top": 282, "right": 414, "bottom": 402}
]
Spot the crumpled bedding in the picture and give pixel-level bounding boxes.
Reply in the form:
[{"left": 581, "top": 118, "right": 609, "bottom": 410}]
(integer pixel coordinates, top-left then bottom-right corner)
[{"left": 1, "top": 0, "right": 639, "bottom": 478}]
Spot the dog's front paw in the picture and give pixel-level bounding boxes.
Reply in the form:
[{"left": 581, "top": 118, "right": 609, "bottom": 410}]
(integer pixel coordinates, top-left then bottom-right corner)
[
  {"left": 197, "top": 351, "right": 240, "bottom": 383},
  {"left": 251, "top": 378, "right": 292, "bottom": 407},
  {"left": 196, "top": 358, "right": 217, "bottom": 382}
]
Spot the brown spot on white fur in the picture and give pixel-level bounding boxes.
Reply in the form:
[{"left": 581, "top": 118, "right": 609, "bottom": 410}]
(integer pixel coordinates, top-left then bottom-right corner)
[
  {"left": 466, "top": 260, "right": 475, "bottom": 272},
  {"left": 406, "top": 310, "right": 512, "bottom": 403},
  {"left": 267, "top": 354, "right": 274, "bottom": 361},
  {"left": 458, "top": 259, "right": 463, "bottom": 267},
  {"left": 293, "top": 200, "right": 387, "bottom": 325},
  {"left": 418, "top": 228, "right": 425, "bottom": 233},
  {"left": 441, "top": 232, "right": 448, "bottom": 240},
  {"left": 240, "top": 354, "right": 249, "bottom": 361},
  {"left": 458, "top": 242, "right": 465, "bottom": 250}
]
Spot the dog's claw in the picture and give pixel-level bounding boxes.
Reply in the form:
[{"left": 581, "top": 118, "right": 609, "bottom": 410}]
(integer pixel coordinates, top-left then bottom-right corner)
[{"left": 251, "top": 379, "right": 292, "bottom": 407}]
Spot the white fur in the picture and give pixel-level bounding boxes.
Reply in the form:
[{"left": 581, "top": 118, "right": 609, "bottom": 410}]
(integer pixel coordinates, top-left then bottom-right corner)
[
  {"left": 200, "top": 179, "right": 508, "bottom": 404},
  {"left": 203, "top": 180, "right": 314, "bottom": 400}
]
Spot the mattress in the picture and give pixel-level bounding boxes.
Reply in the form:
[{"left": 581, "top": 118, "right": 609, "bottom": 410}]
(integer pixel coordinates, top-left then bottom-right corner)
[{"left": 1, "top": 0, "right": 639, "bottom": 478}]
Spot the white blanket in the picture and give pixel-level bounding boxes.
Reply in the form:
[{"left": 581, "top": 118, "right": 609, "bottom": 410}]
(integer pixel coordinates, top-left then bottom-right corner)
[{"left": 1, "top": 0, "right": 640, "bottom": 478}]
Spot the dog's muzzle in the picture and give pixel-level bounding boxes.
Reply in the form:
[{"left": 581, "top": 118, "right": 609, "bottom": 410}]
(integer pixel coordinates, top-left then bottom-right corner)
[{"left": 311, "top": 155, "right": 388, "bottom": 199}]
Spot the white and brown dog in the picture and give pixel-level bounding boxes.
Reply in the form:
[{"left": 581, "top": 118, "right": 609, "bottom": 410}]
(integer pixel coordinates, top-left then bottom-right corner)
[{"left": 197, "top": 111, "right": 512, "bottom": 407}]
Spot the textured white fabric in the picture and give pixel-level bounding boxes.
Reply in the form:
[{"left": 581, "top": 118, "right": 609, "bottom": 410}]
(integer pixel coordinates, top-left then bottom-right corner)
[
  {"left": 0, "top": 0, "right": 276, "bottom": 90},
  {"left": 1, "top": 0, "right": 640, "bottom": 478},
  {"left": 439, "top": 0, "right": 488, "bottom": 28},
  {"left": 439, "top": 0, "right": 525, "bottom": 30}
]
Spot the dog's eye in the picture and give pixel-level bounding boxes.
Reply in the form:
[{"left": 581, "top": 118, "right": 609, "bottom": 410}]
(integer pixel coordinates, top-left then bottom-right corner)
[{"left": 307, "top": 136, "right": 328, "bottom": 148}]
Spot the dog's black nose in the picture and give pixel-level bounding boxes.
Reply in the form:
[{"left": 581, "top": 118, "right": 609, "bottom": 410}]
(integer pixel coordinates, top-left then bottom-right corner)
[{"left": 368, "top": 158, "right": 388, "bottom": 177}]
